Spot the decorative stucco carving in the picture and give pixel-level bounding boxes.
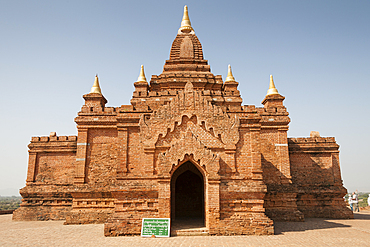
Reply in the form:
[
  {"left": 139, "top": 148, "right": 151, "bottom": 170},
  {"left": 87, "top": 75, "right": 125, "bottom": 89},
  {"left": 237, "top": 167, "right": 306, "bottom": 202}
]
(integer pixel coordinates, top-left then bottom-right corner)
[{"left": 139, "top": 82, "right": 240, "bottom": 150}]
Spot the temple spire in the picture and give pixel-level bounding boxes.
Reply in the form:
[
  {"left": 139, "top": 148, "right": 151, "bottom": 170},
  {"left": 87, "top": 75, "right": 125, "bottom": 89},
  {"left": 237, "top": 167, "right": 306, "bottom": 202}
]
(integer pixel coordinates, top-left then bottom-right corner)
[
  {"left": 178, "top": 5, "right": 194, "bottom": 33},
  {"left": 225, "top": 64, "right": 236, "bottom": 82},
  {"left": 136, "top": 65, "right": 147, "bottom": 83},
  {"left": 266, "top": 75, "right": 279, "bottom": 96},
  {"left": 90, "top": 75, "right": 102, "bottom": 94}
]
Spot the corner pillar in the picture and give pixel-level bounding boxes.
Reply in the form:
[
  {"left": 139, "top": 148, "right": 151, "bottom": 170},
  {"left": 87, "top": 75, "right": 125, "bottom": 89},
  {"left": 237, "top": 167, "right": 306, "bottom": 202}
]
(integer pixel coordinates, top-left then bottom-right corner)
[
  {"left": 74, "top": 128, "right": 88, "bottom": 184},
  {"left": 26, "top": 152, "right": 37, "bottom": 184},
  {"left": 277, "top": 127, "right": 292, "bottom": 183}
]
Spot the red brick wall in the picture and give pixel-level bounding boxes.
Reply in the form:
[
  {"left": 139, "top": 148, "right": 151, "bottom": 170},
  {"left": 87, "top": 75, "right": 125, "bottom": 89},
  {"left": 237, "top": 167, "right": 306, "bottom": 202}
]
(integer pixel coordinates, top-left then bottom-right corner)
[
  {"left": 290, "top": 152, "right": 335, "bottom": 186},
  {"left": 86, "top": 128, "right": 118, "bottom": 183},
  {"left": 260, "top": 129, "right": 282, "bottom": 184},
  {"left": 34, "top": 152, "right": 76, "bottom": 184}
]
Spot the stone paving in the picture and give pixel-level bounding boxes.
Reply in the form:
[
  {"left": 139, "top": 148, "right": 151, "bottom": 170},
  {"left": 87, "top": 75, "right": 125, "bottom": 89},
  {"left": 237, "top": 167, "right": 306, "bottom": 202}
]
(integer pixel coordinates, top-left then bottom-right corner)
[{"left": 1, "top": 211, "right": 370, "bottom": 247}]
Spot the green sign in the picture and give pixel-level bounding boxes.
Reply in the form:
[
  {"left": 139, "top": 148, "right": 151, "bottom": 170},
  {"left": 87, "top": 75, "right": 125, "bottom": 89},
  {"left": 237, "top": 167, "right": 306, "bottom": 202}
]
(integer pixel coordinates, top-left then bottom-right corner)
[{"left": 141, "top": 218, "right": 171, "bottom": 237}]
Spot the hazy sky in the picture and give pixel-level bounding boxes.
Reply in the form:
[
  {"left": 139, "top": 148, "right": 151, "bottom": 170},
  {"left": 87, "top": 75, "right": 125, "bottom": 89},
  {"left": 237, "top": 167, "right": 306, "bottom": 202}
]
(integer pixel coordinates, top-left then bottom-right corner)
[{"left": 1, "top": 0, "right": 369, "bottom": 196}]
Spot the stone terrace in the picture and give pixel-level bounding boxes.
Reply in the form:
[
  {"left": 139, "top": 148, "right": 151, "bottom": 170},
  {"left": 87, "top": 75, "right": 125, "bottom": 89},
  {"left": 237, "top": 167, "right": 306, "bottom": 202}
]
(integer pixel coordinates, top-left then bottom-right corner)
[{"left": 1, "top": 211, "right": 370, "bottom": 246}]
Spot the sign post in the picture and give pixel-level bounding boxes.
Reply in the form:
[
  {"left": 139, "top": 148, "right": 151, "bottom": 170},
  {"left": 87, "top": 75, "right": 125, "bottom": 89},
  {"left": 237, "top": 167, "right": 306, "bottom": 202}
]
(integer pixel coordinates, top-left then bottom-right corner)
[{"left": 141, "top": 218, "right": 171, "bottom": 237}]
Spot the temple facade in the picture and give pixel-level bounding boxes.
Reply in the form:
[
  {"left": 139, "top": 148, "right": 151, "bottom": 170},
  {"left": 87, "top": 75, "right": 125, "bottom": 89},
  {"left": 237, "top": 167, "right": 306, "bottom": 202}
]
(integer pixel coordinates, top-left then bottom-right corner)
[{"left": 13, "top": 6, "right": 352, "bottom": 236}]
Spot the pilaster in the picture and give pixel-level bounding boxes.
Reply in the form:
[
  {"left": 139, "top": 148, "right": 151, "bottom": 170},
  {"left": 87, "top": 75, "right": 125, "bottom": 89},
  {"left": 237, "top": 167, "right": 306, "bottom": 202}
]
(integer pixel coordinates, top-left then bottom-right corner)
[
  {"left": 144, "top": 148, "right": 156, "bottom": 175},
  {"left": 206, "top": 180, "right": 220, "bottom": 229},
  {"left": 117, "top": 127, "right": 128, "bottom": 177},
  {"left": 250, "top": 127, "right": 263, "bottom": 180},
  {"left": 158, "top": 179, "right": 171, "bottom": 218}
]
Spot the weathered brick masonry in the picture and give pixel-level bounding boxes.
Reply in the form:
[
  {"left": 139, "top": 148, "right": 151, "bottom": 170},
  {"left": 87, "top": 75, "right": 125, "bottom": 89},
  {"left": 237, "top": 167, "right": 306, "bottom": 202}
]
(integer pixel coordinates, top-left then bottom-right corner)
[{"left": 13, "top": 6, "right": 352, "bottom": 236}]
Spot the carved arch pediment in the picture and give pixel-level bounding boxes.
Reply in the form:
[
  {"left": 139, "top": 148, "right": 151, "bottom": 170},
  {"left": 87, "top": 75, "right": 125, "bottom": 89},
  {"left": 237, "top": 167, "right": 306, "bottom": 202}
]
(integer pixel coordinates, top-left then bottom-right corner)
[{"left": 157, "top": 129, "right": 220, "bottom": 180}]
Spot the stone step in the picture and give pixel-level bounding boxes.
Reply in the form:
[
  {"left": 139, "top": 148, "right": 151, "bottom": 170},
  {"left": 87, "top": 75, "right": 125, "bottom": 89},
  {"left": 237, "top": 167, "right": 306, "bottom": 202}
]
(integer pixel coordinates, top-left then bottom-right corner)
[{"left": 171, "top": 227, "right": 209, "bottom": 236}]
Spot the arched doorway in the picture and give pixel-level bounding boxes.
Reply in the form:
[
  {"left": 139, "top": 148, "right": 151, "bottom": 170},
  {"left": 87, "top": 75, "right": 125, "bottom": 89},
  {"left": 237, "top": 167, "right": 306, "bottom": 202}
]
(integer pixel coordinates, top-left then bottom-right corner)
[{"left": 171, "top": 161, "right": 205, "bottom": 226}]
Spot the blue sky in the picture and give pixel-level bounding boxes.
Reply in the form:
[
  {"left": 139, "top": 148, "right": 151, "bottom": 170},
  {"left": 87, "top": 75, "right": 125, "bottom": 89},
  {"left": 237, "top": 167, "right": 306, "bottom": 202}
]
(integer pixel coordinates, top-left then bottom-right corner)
[{"left": 0, "top": 0, "right": 369, "bottom": 196}]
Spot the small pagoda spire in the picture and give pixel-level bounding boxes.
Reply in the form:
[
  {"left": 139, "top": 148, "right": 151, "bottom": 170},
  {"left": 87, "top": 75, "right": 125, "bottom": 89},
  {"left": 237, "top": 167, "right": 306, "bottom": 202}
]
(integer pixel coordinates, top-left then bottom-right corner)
[
  {"left": 266, "top": 75, "right": 279, "bottom": 96},
  {"left": 178, "top": 5, "right": 194, "bottom": 33},
  {"left": 136, "top": 65, "right": 147, "bottom": 83},
  {"left": 225, "top": 64, "right": 236, "bottom": 82},
  {"left": 90, "top": 75, "right": 102, "bottom": 94}
]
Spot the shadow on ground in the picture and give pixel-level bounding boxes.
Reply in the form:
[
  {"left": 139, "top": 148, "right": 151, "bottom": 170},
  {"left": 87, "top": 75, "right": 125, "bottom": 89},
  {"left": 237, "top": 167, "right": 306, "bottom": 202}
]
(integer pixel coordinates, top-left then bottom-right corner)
[
  {"left": 274, "top": 211, "right": 370, "bottom": 234},
  {"left": 353, "top": 212, "right": 370, "bottom": 220},
  {"left": 274, "top": 218, "right": 351, "bottom": 235}
]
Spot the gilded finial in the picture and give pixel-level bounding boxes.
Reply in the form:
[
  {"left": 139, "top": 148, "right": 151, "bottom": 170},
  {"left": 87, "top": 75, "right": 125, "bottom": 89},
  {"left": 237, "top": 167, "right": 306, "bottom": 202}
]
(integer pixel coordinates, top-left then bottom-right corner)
[
  {"left": 178, "top": 5, "right": 194, "bottom": 33},
  {"left": 90, "top": 75, "right": 102, "bottom": 94},
  {"left": 136, "top": 65, "right": 147, "bottom": 83},
  {"left": 266, "top": 75, "right": 279, "bottom": 96},
  {"left": 225, "top": 64, "right": 236, "bottom": 82}
]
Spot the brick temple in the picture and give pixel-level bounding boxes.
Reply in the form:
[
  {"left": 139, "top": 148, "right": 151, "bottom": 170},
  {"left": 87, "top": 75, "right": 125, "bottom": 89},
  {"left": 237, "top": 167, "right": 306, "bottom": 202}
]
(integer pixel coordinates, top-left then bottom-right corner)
[{"left": 13, "top": 6, "right": 352, "bottom": 236}]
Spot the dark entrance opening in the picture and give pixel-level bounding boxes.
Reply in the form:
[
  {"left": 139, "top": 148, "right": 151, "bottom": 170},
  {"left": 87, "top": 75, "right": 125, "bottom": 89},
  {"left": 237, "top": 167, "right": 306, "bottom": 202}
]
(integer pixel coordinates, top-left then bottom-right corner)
[
  {"left": 175, "top": 170, "right": 203, "bottom": 218},
  {"left": 171, "top": 161, "right": 204, "bottom": 227}
]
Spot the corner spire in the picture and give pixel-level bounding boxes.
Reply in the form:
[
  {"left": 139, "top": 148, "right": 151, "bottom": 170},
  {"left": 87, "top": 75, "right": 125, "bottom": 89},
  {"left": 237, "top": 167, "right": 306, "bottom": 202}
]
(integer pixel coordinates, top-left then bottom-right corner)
[
  {"left": 90, "top": 75, "right": 102, "bottom": 94},
  {"left": 266, "top": 75, "right": 279, "bottom": 96},
  {"left": 178, "top": 5, "right": 194, "bottom": 34},
  {"left": 136, "top": 65, "right": 147, "bottom": 83},
  {"left": 225, "top": 64, "right": 236, "bottom": 82}
]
